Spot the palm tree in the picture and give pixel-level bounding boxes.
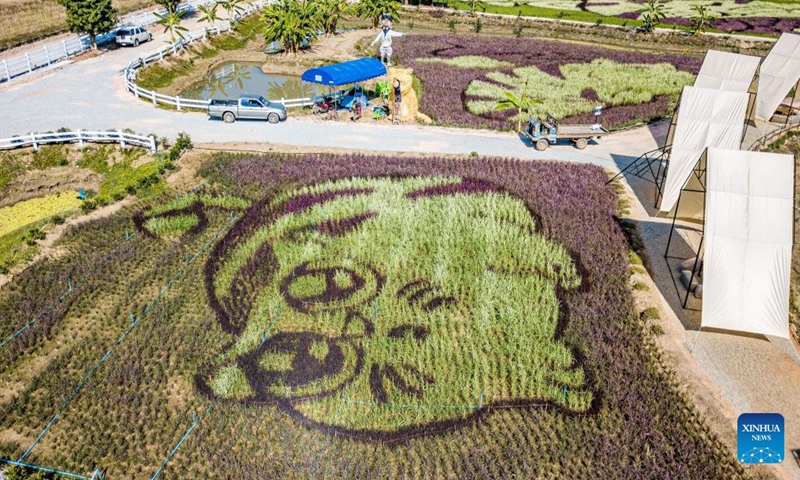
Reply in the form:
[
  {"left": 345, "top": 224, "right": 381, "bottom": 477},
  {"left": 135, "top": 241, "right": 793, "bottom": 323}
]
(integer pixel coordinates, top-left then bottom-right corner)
[
  {"left": 690, "top": 4, "right": 715, "bottom": 35},
  {"left": 640, "top": 0, "right": 665, "bottom": 33},
  {"left": 155, "top": 8, "right": 188, "bottom": 43},
  {"left": 198, "top": 3, "right": 222, "bottom": 30},
  {"left": 219, "top": 0, "right": 246, "bottom": 26},
  {"left": 262, "top": 0, "right": 320, "bottom": 54},
  {"left": 352, "top": 0, "right": 401, "bottom": 29},
  {"left": 319, "top": 0, "right": 350, "bottom": 37},
  {"left": 494, "top": 82, "right": 540, "bottom": 132}
]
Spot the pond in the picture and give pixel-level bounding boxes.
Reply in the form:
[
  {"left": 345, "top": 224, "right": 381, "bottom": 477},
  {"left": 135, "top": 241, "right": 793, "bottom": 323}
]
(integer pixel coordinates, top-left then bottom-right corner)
[{"left": 181, "top": 62, "right": 324, "bottom": 101}]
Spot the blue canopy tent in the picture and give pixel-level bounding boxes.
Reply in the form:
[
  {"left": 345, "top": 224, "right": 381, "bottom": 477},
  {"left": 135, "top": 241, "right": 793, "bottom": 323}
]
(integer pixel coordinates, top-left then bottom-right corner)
[
  {"left": 301, "top": 58, "right": 386, "bottom": 86},
  {"left": 301, "top": 58, "right": 387, "bottom": 113}
]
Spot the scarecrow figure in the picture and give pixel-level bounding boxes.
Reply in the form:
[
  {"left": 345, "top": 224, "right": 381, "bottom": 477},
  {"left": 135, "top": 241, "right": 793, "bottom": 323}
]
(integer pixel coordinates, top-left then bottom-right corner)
[{"left": 370, "top": 13, "right": 403, "bottom": 66}]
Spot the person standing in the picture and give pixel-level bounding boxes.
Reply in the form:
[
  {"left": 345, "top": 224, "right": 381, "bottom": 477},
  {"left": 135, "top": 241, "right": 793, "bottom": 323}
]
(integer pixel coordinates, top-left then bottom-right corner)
[{"left": 392, "top": 78, "right": 402, "bottom": 124}]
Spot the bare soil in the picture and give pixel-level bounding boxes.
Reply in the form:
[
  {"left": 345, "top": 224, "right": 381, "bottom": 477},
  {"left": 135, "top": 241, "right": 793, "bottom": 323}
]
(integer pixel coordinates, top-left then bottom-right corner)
[{"left": 0, "top": 167, "right": 101, "bottom": 208}]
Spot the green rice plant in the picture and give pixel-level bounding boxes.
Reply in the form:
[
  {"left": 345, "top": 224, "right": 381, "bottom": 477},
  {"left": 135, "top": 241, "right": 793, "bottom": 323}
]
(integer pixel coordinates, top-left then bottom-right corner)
[
  {"left": 144, "top": 215, "right": 200, "bottom": 237},
  {"left": 416, "top": 55, "right": 512, "bottom": 69},
  {"left": 206, "top": 176, "right": 588, "bottom": 433},
  {"left": 0, "top": 191, "right": 82, "bottom": 237},
  {"left": 633, "top": 282, "right": 650, "bottom": 291},
  {"left": 466, "top": 60, "right": 695, "bottom": 121},
  {"left": 145, "top": 193, "right": 250, "bottom": 217}
]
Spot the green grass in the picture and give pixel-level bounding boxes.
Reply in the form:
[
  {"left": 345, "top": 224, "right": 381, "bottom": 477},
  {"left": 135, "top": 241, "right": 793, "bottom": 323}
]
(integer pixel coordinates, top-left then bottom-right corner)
[
  {"left": 208, "top": 176, "right": 593, "bottom": 432},
  {"left": 0, "top": 153, "right": 24, "bottom": 190},
  {"left": 144, "top": 214, "right": 200, "bottom": 237},
  {"left": 209, "top": 15, "right": 263, "bottom": 51},
  {"left": 97, "top": 159, "right": 166, "bottom": 203},
  {"left": 416, "top": 55, "right": 512, "bottom": 69},
  {"left": 640, "top": 307, "right": 660, "bottom": 321},
  {"left": 135, "top": 58, "right": 198, "bottom": 91},
  {"left": 465, "top": 59, "right": 695, "bottom": 120},
  {"left": 450, "top": 1, "right": 643, "bottom": 27},
  {"left": 146, "top": 193, "right": 250, "bottom": 217},
  {"left": 0, "top": 223, "right": 44, "bottom": 272}
]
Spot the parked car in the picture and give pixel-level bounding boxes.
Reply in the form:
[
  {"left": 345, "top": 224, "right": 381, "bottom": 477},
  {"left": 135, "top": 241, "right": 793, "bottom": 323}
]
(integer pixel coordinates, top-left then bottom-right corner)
[
  {"left": 208, "top": 95, "right": 287, "bottom": 124},
  {"left": 116, "top": 27, "right": 152, "bottom": 47}
]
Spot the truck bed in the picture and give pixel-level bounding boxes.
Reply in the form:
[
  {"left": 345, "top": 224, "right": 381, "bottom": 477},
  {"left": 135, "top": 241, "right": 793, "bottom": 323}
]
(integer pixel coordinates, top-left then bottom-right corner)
[
  {"left": 556, "top": 125, "right": 609, "bottom": 138},
  {"left": 210, "top": 99, "right": 237, "bottom": 107}
]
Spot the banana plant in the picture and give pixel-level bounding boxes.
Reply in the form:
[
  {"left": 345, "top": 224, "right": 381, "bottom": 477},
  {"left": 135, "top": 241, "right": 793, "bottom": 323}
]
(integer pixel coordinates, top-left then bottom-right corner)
[
  {"left": 494, "top": 81, "right": 541, "bottom": 132},
  {"left": 155, "top": 8, "right": 188, "bottom": 44},
  {"left": 198, "top": 3, "right": 222, "bottom": 30}
]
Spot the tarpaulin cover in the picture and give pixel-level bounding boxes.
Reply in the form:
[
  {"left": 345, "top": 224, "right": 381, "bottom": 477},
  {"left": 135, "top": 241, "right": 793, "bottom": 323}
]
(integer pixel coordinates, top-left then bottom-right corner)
[
  {"left": 659, "top": 86, "right": 749, "bottom": 214},
  {"left": 702, "top": 148, "right": 794, "bottom": 338},
  {"left": 301, "top": 58, "right": 387, "bottom": 86},
  {"left": 756, "top": 33, "right": 800, "bottom": 121},
  {"left": 694, "top": 50, "right": 761, "bottom": 93}
]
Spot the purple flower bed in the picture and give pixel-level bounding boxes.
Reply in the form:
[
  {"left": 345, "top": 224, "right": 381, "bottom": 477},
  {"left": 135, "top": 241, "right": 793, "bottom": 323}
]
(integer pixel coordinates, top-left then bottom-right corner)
[
  {"left": 615, "top": 11, "right": 641, "bottom": 20},
  {"left": 395, "top": 34, "right": 701, "bottom": 130},
  {"left": 202, "top": 152, "right": 746, "bottom": 478},
  {"left": 662, "top": 16, "right": 800, "bottom": 35}
]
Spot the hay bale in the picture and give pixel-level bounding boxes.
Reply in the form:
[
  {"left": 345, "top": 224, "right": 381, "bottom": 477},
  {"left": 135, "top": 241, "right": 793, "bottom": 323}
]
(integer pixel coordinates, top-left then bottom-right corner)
[{"left": 387, "top": 66, "right": 419, "bottom": 122}]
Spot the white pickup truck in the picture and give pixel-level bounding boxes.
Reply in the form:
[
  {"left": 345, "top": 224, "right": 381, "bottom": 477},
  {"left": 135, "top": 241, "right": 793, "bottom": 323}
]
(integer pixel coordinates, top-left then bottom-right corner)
[{"left": 208, "top": 94, "right": 288, "bottom": 124}]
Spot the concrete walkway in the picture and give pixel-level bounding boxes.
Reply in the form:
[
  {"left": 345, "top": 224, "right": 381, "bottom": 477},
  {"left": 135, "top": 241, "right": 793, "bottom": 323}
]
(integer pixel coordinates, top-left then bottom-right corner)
[{"left": 0, "top": 23, "right": 662, "bottom": 169}]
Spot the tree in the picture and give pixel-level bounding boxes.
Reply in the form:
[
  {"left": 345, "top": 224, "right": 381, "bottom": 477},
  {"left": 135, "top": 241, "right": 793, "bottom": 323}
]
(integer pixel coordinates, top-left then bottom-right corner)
[
  {"left": 262, "top": 0, "right": 320, "bottom": 54},
  {"left": 57, "top": 0, "right": 118, "bottom": 49},
  {"left": 466, "top": 0, "right": 484, "bottom": 16},
  {"left": 690, "top": 4, "right": 715, "bottom": 35},
  {"left": 352, "top": 0, "right": 401, "bottom": 29},
  {"left": 318, "top": 0, "right": 350, "bottom": 37},
  {"left": 219, "top": 0, "right": 246, "bottom": 25},
  {"left": 155, "top": 8, "right": 188, "bottom": 43},
  {"left": 198, "top": 3, "right": 222, "bottom": 29},
  {"left": 640, "top": 0, "right": 665, "bottom": 33},
  {"left": 155, "top": 0, "right": 181, "bottom": 14},
  {"left": 494, "top": 82, "right": 540, "bottom": 132}
]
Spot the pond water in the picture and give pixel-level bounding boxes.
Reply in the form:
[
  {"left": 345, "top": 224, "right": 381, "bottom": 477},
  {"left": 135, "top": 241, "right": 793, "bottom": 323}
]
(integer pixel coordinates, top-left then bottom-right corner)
[{"left": 181, "top": 62, "right": 323, "bottom": 101}]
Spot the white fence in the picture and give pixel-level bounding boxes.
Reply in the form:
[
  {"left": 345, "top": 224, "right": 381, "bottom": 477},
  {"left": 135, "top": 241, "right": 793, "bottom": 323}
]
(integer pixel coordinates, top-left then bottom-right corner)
[
  {"left": 0, "top": 0, "right": 226, "bottom": 83},
  {"left": 124, "top": 2, "right": 320, "bottom": 113},
  {"left": 0, "top": 130, "right": 157, "bottom": 152}
]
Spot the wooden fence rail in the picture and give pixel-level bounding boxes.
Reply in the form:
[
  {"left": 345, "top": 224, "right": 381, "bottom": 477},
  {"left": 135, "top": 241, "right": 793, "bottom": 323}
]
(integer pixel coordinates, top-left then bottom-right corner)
[{"left": 0, "top": 130, "right": 157, "bottom": 152}]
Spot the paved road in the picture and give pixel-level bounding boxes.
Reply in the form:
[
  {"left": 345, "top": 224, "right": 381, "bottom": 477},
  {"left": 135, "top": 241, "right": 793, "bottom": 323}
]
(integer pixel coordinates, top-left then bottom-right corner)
[{"left": 0, "top": 26, "right": 663, "bottom": 170}]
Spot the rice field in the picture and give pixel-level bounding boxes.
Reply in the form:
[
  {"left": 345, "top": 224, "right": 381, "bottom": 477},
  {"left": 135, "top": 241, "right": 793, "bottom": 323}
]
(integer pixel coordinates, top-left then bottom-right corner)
[
  {"left": 396, "top": 34, "right": 702, "bottom": 130},
  {"left": 0, "top": 152, "right": 750, "bottom": 478}
]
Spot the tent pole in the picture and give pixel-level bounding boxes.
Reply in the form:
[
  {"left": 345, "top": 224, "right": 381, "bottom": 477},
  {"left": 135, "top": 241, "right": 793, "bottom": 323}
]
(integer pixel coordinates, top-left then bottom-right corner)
[
  {"left": 742, "top": 93, "right": 754, "bottom": 144},
  {"left": 785, "top": 79, "right": 799, "bottom": 129},
  {"left": 683, "top": 236, "right": 703, "bottom": 309},
  {"left": 664, "top": 182, "right": 682, "bottom": 259}
]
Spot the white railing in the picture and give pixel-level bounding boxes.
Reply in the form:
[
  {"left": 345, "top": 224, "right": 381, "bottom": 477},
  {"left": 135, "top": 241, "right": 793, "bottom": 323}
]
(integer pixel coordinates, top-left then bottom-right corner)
[
  {"left": 1, "top": 36, "right": 88, "bottom": 82},
  {"left": 124, "top": 2, "right": 320, "bottom": 113},
  {"left": 0, "top": 0, "right": 236, "bottom": 83},
  {"left": 0, "top": 130, "right": 157, "bottom": 152}
]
